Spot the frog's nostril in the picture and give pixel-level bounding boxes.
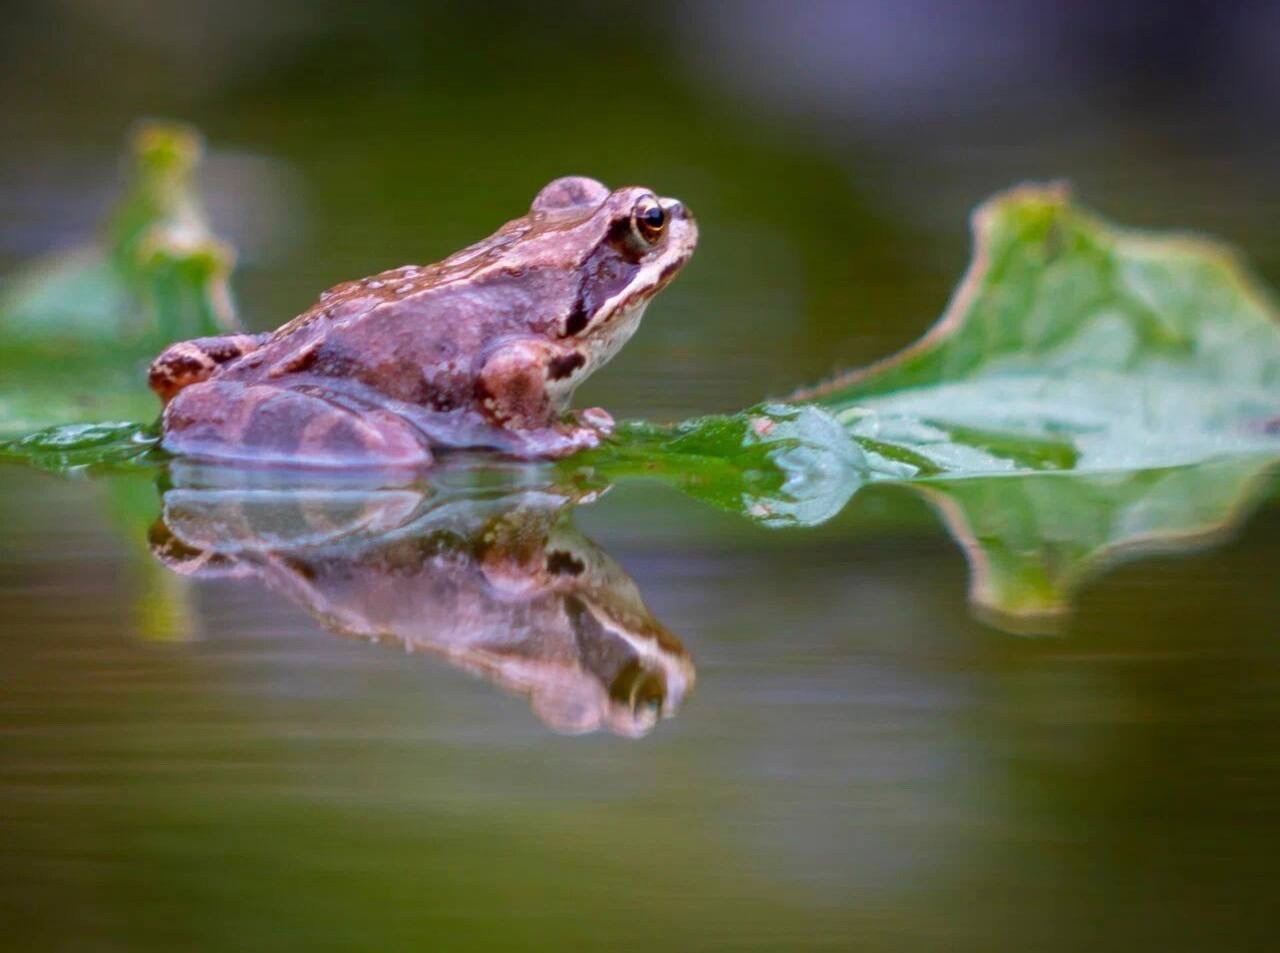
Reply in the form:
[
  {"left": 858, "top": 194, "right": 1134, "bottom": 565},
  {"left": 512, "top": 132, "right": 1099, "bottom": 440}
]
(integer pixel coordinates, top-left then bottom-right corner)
[{"left": 661, "top": 199, "right": 685, "bottom": 219}]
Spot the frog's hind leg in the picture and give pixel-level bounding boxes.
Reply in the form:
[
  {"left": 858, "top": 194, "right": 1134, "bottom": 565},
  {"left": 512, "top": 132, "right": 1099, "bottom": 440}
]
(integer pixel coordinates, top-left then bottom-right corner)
[
  {"left": 148, "top": 333, "right": 273, "bottom": 404},
  {"left": 162, "top": 381, "right": 433, "bottom": 467}
]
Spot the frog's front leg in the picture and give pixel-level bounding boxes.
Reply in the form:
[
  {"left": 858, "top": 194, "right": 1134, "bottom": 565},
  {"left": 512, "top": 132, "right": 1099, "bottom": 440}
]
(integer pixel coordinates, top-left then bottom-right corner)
[
  {"left": 163, "top": 380, "right": 433, "bottom": 467},
  {"left": 477, "top": 339, "right": 611, "bottom": 458}
]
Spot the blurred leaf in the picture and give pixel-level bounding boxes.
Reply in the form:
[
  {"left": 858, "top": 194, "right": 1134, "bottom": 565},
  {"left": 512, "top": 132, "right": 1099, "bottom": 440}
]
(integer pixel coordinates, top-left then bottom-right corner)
[{"left": 0, "top": 121, "right": 237, "bottom": 434}]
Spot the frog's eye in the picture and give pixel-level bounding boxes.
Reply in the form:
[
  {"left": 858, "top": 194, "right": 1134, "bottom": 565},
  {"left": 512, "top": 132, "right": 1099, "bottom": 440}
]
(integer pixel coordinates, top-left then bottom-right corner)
[{"left": 631, "top": 196, "right": 667, "bottom": 245}]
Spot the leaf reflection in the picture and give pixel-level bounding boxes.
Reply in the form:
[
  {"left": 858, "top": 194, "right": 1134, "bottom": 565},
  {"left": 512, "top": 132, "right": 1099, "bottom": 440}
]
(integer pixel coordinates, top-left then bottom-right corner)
[{"left": 913, "top": 456, "right": 1278, "bottom": 635}]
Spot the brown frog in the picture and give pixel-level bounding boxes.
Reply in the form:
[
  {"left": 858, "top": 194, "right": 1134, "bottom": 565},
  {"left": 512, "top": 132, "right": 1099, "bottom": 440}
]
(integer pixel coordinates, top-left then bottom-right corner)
[
  {"left": 148, "top": 176, "right": 697, "bottom": 466},
  {"left": 149, "top": 466, "right": 694, "bottom": 736}
]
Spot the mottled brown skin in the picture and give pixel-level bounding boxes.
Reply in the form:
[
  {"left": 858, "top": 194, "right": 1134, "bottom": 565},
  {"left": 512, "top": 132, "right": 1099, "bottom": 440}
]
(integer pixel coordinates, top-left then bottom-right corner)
[
  {"left": 150, "top": 478, "right": 694, "bottom": 736},
  {"left": 149, "top": 176, "right": 697, "bottom": 467}
]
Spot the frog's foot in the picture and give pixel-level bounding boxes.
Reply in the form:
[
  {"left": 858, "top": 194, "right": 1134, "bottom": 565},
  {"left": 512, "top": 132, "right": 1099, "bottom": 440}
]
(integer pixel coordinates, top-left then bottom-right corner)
[
  {"left": 498, "top": 422, "right": 605, "bottom": 460},
  {"left": 499, "top": 407, "right": 615, "bottom": 459},
  {"left": 578, "top": 407, "right": 615, "bottom": 437},
  {"left": 162, "top": 381, "right": 433, "bottom": 468}
]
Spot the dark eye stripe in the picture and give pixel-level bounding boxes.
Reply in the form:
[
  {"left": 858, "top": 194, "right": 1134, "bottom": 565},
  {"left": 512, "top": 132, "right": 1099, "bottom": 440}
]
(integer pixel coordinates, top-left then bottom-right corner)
[{"left": 563, "top": 305, "right": 590, "bottom": 336}]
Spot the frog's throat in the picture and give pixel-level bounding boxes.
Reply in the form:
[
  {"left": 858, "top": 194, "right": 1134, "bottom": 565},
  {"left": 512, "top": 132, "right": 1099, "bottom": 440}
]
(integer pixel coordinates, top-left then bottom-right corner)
[{"left": 546, "top": 299, "right": 649, "bottom": 407}]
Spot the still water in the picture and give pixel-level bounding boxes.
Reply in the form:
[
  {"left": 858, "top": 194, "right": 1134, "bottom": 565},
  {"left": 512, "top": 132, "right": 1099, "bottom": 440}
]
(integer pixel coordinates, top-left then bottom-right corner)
[{"left": 2, "top": 456, "right": 1278, "bottom": 951}]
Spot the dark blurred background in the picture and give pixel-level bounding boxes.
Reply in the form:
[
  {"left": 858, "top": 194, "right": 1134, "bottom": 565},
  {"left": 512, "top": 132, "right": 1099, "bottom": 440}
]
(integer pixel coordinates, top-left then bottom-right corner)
[{"left": 4, "top": 0, "right": 1280, "bottom": 419}]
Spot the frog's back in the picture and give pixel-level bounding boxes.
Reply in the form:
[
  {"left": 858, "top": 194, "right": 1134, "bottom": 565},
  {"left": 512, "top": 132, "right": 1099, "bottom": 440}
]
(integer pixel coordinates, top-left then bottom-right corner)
[
  {"left": 271, "top": 218, "right": 537, "bottom": 341},
  {"left": 271, "top": 262, "right": 439, "bottom": 341}
]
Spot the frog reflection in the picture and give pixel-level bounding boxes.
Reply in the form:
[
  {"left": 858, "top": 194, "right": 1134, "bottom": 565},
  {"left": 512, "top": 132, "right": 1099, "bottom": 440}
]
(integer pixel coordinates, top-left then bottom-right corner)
[{"left": 148, "top": 465, "right": 693, "bottom": 736}]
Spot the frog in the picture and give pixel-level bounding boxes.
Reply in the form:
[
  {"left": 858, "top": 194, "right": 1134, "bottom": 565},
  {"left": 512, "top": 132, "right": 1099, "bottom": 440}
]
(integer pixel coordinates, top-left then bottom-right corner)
[
  {"left": 148, "top": 176, "right": 697, "bottom": 467},
  {"left": 149, "top": 465, "right": 694, "bottom": 736}
]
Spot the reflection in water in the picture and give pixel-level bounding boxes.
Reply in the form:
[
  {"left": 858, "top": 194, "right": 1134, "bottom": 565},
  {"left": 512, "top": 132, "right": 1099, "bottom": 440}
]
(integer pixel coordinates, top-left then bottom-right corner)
[
  {"left": 140, "top": 448, "right": 1278, "bottom": 685},
  {"left": 148, "top": 462, "right": 694, "bottom": 736},
  {"left": 914, "top": 457, "right": 1279, "bottom": 635}
]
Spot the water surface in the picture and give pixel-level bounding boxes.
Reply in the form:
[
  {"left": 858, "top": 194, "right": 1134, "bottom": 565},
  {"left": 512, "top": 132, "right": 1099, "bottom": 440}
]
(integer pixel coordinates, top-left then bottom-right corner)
[{"left": 2, "top": 464, "right": 1278, "bottom": 952}]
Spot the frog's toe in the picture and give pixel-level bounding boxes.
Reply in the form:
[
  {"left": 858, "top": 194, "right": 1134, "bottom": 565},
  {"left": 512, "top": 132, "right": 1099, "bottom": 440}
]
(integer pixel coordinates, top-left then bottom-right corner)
[
  {"left": 558, "top": 425, "right": 605, "bottom": 455},
  {"left": 579, "top": 407, "right": 615, "bottom": 436}
]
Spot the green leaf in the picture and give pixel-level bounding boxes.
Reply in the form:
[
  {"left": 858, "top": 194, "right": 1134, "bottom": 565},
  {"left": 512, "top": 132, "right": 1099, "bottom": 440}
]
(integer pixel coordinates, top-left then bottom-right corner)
[
  {"left": 800, "top": 184, "right": 1280, "bottom": 627},
  {"left": 800, "top": 183, "right": 1280, "bottom": 475},
  {"left": 0, "top": 420, "right": 162, "bottom": 474},
  {"left": 570, "top": 403, "right": 868, "bottom": 528}
]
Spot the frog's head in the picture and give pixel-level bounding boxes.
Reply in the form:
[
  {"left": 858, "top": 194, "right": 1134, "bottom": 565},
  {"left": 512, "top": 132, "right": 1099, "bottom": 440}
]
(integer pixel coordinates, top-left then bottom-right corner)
[{"left": 528, "top": 176, "right": 698, "bottom": 379}]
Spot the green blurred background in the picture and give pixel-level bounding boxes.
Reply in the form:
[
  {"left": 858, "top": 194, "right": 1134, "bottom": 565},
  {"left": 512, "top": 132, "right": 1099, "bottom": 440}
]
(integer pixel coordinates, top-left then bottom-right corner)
[{"left": 3, "top": 3, "right": 1280, "bottom": 951}]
